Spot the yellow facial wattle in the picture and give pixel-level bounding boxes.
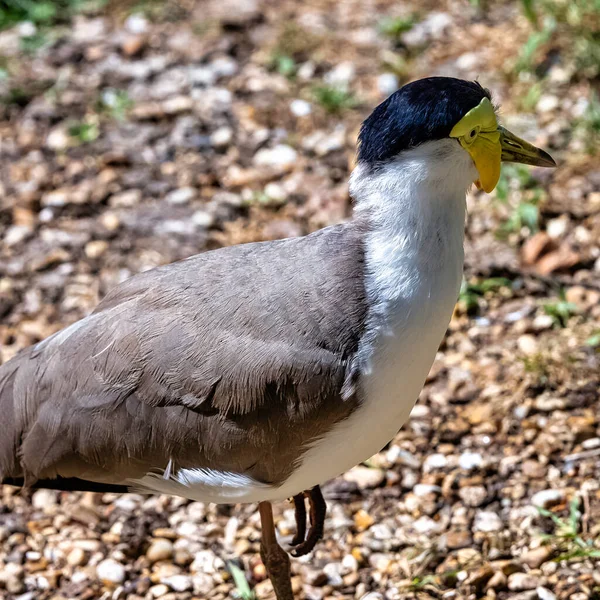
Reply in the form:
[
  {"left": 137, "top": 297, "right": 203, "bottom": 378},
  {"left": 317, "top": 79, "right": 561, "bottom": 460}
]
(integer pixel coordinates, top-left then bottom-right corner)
[
  {"left": 450, "top": 97, "right": 501, "bottom": 193},
  {"left": 449, "top": 96, "right": 556, "bottom": 193}
]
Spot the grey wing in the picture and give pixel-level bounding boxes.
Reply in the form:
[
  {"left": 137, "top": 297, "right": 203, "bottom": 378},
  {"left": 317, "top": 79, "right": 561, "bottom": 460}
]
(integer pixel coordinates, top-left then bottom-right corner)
[{"left": 0, "top": 224, "right": 367, "bottom": 488}]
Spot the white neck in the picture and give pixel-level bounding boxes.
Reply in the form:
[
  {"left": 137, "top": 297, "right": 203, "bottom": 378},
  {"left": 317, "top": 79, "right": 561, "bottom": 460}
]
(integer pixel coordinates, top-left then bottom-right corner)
[
  {"left": 350, "top": 138, "right": 476, "bottom": 366},
  {"left": 350, "top": 139, "right": 474, "bottom": 269}
]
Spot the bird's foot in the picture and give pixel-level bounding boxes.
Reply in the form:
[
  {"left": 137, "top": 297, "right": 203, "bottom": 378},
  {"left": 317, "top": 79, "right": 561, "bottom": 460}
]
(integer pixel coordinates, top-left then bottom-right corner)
[
  {"left": 259, "top": 501, "right": 294, "bottom": 600},
  {"left": 260, "top": 540, "right": 293, "bottom": 600},
  {"left": 289, "top": 485, "right": 326, "bottom": 557}
]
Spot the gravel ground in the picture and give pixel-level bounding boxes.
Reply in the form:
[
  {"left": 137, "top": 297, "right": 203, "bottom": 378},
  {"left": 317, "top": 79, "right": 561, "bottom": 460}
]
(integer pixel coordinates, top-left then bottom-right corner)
[{"left": 0, "top": 1, "right": 599, "bottom": 599}]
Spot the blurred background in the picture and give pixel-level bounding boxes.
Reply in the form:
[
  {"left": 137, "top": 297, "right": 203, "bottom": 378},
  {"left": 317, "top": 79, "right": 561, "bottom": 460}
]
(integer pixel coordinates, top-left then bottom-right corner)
[{"left": 0, "top": 0, "right": 599, "bottom": 599}]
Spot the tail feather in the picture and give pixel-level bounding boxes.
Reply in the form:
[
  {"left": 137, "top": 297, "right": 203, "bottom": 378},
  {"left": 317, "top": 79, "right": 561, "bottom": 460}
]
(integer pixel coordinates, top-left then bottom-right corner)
[{"left": 1, "top": 477, "right": 130, "bottom": 494}]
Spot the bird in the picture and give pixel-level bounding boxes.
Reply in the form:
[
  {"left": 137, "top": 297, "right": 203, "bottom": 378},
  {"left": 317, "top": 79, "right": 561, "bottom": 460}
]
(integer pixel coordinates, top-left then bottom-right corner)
[{"left": 0, "top": 77, "right": 555, "bottom": 599}]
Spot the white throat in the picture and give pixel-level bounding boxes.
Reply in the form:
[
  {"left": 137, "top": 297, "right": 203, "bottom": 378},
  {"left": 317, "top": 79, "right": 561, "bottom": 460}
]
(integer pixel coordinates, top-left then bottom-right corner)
[{"left": 351, "top": 138, "right": 475, "bottom": 375}]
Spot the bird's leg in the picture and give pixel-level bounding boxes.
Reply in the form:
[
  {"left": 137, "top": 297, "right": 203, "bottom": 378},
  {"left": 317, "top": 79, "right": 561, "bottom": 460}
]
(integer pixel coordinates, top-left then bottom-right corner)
[
  {"left": 258, "top": 501, "right": 294, "bottom": 600},
  {"left": 289, "top": 493, "right": 307, "bottom": 546},
  {"left": 290, "top": 485, "right": 326, "bottom": 557}
]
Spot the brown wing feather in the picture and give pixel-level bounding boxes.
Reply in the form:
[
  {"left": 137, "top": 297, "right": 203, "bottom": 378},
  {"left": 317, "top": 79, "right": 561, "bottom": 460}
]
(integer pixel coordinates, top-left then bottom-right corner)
[{"left": 0, "top": 223, "right": 367, "bottom": 489}]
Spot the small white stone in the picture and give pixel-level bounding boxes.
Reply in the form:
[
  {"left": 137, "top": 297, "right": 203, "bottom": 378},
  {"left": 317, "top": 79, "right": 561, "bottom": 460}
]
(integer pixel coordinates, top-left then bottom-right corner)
[
  {"left": 210, "top": 127, "right": 233, "bottom": 148},
  {"left": 413, "top": 484, "right": 441, "bottom": 496},
  {"left": 324, "top": 61, "right": 355, "bottom": 87},
  {"left": 377, "top": 73, "right": 399, "bottom": 97},
  {"left": 537, "top": 587, "right": 557, "bottom": 600},
  {"left": 343, "top": 466, "right": 385, "bottom": 489},
  {"left": 254, "top": 144, "right": 298, "bottom": 170},
  {"left": 146, "top": 539, "right": 174, "bottom": 563},
  {"left": 264, "top": 182, "right": 287, "bottom": 203},
  {"left": 473, "top": 511, "right": 503, "bottom": 532},
  {"left": 166, "top": 187, "right": 196, "bottom": 205},
  {"left": 532, "top": 314, "right": 555, "bottom": 331},
  {"left": 210, "top": 57, "right": 238, "bottom": 78},
  {"left": 508, "top": 572, "right": 539, "bottom": 591},
  {"left": 456, "top": 52, "right": 479, "bottom": 71},
  {"left": 96, "top": 559, "right": 126, "bottom": 585},
  {"left": 518, "top": 334, "right": 539, "bottom": 356},
  {"left": 125, "top": 13, "right": 149, "bottom": 34},
  {"left": 546, "top": 215, "right": 570, "bottom": 239},
  {"left": 85, "top": 240, "right": 109, "bottom": 259},
  {"left": 18, "top": 21, "right": 37, "bottom": 37},
  {"left": 459, "top": 451, "right": 483, "bottom": 470},
  {"left": 341, "top": 554, "right": 359, "bottom": 573},
  {"left": 423, "top": 453, "right": 448, "bottom": 472},
  {"left": 192, "top": 210, "right": 214, "bottom": 229},
  {"left": 582, "top": 437, "right": 600, "bottom": 449},
  {"left": 537, "top": 94, "right": 560, "bottom": 113},
  {"left": 31, "top": 489, "right": 57, "bottom": 510},
  {"left": 46, "top": 127, "right": 71, "bottom": 151},
  {"left": 413, "top": 516, "right": 442, "bottom": 534},
  {"left": 4, "top": 225, "right": 32, "bottom": 247},
  {"left": 290, "top": 99, "right": 312, "bottom": 117},
  {"left": 162, "top": 574, "right": 193, "bottom": 592},
  {"left": 531, "top": 489, "right": 565, "bottom": 508}
]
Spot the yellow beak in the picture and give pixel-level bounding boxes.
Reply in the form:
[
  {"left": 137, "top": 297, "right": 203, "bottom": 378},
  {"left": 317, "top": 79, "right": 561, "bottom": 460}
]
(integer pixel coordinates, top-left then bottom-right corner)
[
  {"left": 469, "top": 126, "right": 556, "bottom": 193},
  {"left": 498, "top": 126, "right": 557, "bottom": 168}
]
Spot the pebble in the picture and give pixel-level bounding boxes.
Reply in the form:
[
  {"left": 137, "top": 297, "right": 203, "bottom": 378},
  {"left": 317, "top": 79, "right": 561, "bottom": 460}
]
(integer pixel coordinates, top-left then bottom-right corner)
[
  {"left": 508, "top": 572, "right": 540, "bottom": 591},
  {"left": 254, "top": 145, "right": 298, "bottom": 170},
  {"left": 412, "top": 516, "right": 441, "bottom": 534},
  {"left": 343, "top": 466, "right": 385, "bottom": 489},
  {"left": 459, "top": 451, "right": 483, "bottom": 470},
  {"left": 96, "top": 559, "right": 126, "bottom": 586},
  {"left": 377, "top": 73, "right": 399, "bottom": 96},
  {"left": 166, "top": 187, "right": 196, "bottom": 205},
  {"left": 210, "top": 126, "right": 233, "bottom": 148},
  {"left": 85, "top": 240, "right": 109, "bottom": 259},
  {"left": 423, "top": 453, "right": 448, "bottom": 471},
  {"left": 122, "top": 35, "right": 146, "bottom": 57},
  {"left": 110, "top": 189, "right": 142, "bottom": 207},
  {"left": 149, "top": 583, "right": 169, "bottom": 597},
  {"left": 532, "top": 314, "right": 555, "bottom": 331},
  {"left": 46, "top": 127, "right": 71, "bottom": 151},
  {"left": 537, "top": 588, "right": 557, "bottom": 600},
  {"left": 531, "top": 489, "right": 565, "bottom": 508},
  {"left": 264, "top": 182, "right": 288, "bottom": 204},
  {"left": 522, "top": 546, "right": 552, "bottom": 568},
  {"left": 536, "top": 95, "right": 560, "bottom": 113},
  {"left": 473, "top": 511, "right": 503, "bottom": 532},
  {"left": 31, "top": 489, "right": 58, "bottom": 510},
  {"left": 324, "top": 62, "right": 355, "bottom": 87},
  {"left": 192, "top": 210, "right": 215, "bottom": 229},
  {"left": 534, "top": 396, "right": 567, "bottom": 412},
  {"left": 146, "top": 539, "right": 174, "bottom": 563},
  {"left": 125, "top": 13, "right": 149, "bottom": 34},
  {"left": 66, "top": 547, "right": 87, "bottom": 567},
  {"left": 5, "top": 225, "right": 32, "bottom": 247},
  {"left": 459, "top": 485, "right": 487, "bottom": 507},
  {"left": 161, "top": 575, "right": 193, "bottom": 592},
  {"left": 518, "top": 334, "right": 539, "bottom": 356},
  {"left": 546, "top": 215, "right": 570, "bottom": 239},
  {"left": 402, "top": 12, "right": 452, "bottom": 47},
  {"left": 444, "top": 530, "right": 472, "bottom": 549},
  {"left": 290, "top": 99, "right": 312, "bottom": 117}
]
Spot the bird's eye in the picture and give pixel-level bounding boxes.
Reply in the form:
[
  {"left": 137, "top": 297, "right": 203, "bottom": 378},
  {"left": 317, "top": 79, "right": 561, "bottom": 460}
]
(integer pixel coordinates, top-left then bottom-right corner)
[{"left": 469, "top": 129, "right": 478, "bottom": 138}]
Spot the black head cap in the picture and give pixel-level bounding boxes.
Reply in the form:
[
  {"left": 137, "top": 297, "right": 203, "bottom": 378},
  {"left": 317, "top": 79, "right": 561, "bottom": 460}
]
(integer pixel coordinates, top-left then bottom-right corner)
[{"left": 358, "top": 77, "right": 492, "bottom": 166}]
